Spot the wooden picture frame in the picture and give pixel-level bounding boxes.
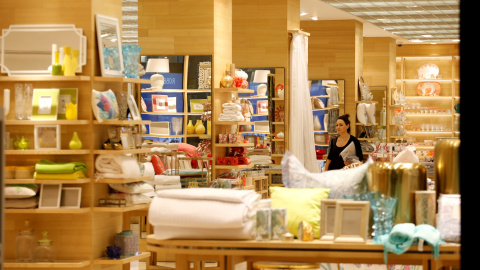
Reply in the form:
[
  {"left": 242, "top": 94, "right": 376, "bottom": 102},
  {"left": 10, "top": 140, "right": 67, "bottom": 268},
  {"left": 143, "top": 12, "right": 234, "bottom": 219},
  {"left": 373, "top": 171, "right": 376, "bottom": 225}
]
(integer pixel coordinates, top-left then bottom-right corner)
[
  {"left": 152, "top": 95, "right": 168, "bottom": 112},
  {"left": 127, "top": 94, "right": 141, "bottom": 120},
  {"left": 60, "top": 187, "right": 82, "bottom": 208},
  {"left": 39, "top": 183, "right": 62, "bottom": 208},
  {"left": 34, "top": 125, "right": 61, "bottom": 150},
  {"left": 31, "top": 88, "right": 60, "bottom": 120},
  {"left": 190, "top": 99, "right": 206, "bottom": 113},
  {"left": 244, "top": 135, "right": 256, "bottom": 145},
  {"left": 257, "top": 100, "right": 268, "bottom": 115},
  {"left": 333, "top": 200, "right": 370, "bottom": 243},
  {"left": 320, "top": 199, "right": 353, "bottom": 241},
  {"left": 57, "top": 88, "right": 78, "bottom": 119}
]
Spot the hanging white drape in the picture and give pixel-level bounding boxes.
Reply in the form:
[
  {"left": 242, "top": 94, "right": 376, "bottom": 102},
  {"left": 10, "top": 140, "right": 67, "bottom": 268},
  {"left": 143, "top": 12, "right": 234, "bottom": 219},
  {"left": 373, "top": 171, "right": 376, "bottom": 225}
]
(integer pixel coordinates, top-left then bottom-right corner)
[{"left": 289, "top": 32, "right": 319, "bottom": 173}]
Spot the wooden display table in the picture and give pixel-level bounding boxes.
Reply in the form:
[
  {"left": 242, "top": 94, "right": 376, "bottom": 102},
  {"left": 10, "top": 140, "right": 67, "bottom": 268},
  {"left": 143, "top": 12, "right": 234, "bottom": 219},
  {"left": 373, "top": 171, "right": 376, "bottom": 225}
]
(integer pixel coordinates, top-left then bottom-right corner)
[{"left": 146, "top": 236, "right": 460, "bottom": 270}]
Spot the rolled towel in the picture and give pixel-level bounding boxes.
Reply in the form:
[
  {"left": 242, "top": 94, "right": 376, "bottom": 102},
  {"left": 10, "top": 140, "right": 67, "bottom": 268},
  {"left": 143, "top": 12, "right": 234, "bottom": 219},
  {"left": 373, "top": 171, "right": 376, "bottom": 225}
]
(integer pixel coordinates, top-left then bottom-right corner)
[
  {"left": 154, "top": 175, "right": 180, "bottom": 185},
  {"left": 95, "top": 154, "right": 142, "bottom": 179}
]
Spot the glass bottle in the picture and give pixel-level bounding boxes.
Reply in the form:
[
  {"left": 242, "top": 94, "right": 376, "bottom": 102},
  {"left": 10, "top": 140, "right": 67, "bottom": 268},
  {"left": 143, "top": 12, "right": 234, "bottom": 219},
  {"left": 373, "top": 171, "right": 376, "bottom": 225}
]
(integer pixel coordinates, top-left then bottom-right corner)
[
  {"left": 51, "top": 50, "right": 62, "bottom": 76},
  {"left": 34, "top": 231, "right": 56, "bottom": 262},
  {"left": 16, "top": 220, "right": 37, "bottom": 262}
]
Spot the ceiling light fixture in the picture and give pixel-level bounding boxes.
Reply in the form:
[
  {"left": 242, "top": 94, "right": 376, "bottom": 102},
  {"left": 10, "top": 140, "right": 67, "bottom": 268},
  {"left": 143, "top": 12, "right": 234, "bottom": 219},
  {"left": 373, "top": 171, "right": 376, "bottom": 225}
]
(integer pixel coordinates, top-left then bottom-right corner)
[
  {"left": 310, "top": 16, "right": 318, "bottom": 20},
  {"left": 300, "top": 12, "right": 309, "bottom": 16}
]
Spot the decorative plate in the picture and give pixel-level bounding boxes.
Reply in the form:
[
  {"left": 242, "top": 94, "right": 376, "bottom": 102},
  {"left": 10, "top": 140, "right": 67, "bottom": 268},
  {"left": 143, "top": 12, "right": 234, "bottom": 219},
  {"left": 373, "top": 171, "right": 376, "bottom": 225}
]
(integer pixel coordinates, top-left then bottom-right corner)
[
  {"left": 417, "top": 63, "right": 439, "bottom": 79},
  {"left": 416, "top": 82, "right": 441, "bottom": 96},
  {"left": 274, "top": 105, "right": 285, "bottom": 122}
]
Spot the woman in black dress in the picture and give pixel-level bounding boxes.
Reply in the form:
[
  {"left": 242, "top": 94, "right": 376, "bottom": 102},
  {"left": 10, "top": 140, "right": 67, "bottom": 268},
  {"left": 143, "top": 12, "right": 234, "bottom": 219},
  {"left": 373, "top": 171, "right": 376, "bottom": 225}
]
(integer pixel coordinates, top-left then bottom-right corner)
[{"left": 324, "top": 114, "right": 363, "bottom": 171}]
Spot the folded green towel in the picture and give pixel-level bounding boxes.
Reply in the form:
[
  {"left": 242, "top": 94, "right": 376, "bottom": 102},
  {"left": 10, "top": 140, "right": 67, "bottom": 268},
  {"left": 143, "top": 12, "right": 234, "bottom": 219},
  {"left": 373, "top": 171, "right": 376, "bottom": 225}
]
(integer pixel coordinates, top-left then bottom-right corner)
[{"left": 35, "top": 160, "right": 87, "bottom": 174}]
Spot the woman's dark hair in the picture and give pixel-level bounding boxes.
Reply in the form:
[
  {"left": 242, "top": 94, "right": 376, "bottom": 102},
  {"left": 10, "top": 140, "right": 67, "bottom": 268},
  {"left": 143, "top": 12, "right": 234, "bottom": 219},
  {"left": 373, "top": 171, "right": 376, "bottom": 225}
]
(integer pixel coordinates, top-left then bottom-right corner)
[{"left": 337, "top": 114, "right": 351, "bottom": 133}]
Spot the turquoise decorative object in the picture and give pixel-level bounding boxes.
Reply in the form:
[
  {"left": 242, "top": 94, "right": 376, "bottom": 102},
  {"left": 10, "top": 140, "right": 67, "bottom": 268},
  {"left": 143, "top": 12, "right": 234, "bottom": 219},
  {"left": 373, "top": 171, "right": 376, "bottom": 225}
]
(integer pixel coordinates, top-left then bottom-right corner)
[
  {"left": 369, "top": 192, "right": 398, "bottom": 241},
  {"left": 108, "top": 46, "right": 121, "bottom": 71},
  {"left": 122, "top": 44, "right": 142, "bottom": 78},
  {"left": 454, "top": 103, "right": 459, "bottom": 113}
]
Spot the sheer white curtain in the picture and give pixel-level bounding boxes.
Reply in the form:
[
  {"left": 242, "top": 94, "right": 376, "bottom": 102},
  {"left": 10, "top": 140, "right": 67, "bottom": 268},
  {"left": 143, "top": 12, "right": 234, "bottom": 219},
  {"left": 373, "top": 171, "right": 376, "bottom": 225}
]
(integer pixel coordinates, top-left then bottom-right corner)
[{"left": 289, "top": 32, "right": 319, "bottom": 173}]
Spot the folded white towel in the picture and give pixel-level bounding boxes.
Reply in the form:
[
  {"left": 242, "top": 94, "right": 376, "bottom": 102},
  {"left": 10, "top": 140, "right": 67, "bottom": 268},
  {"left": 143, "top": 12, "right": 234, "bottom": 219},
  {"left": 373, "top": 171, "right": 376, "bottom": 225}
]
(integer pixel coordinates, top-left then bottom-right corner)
[
  {"left": 153, "top": 221, "right": 255, "bottom": 240},
  {"left": 222, "top": 108, "right": 241, "bottom": 114},
  {"left": 155, "top": 183, "right": 182, "bottom": 190},
  {"left": 218, "top": 114, "right": 245, "bottom": 122},
  {"left": 95, "top": 155, "right": 141, "bottom": 179},
  {"left": 154, "top": 175, "right": 181, "bottom": 185},
  {"left": 149, "top": 189, "right": 260, "bottom": 229},
  {"left": 143, "top": 162, "right": 155, "bottom": 182},
  {"left": 222, "top": 103, "right": 242, "bottom": 111}
]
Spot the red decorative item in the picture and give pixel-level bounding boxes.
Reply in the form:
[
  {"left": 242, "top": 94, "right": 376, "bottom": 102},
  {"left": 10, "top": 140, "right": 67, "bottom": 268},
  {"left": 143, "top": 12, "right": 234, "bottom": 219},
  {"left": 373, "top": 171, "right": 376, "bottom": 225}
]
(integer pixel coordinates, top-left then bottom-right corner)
[
  {"left": 233, "top": 76, "right": 243, "bottom": 88},
  {"left": 241, "top": 80, "right": 249, "bottom": 89},
  {"left": 151, "top": 155, "right": 165, "bottom": 174}
]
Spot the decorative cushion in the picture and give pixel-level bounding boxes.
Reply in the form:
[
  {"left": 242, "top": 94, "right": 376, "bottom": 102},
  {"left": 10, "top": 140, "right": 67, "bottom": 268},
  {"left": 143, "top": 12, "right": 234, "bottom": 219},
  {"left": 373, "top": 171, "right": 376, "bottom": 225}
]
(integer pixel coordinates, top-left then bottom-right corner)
[
  {"left": 5, "top": 197, "right": 38, "bottom": 208},
  {"left": 357, "top": 103, "right": 368, "bottom": 125},
  {"left": 108, "top": 182, "right": 154, "bottom": 194},
  {"left": 393, "top": 148, "right": 419, "bottom": 163},
  {"left": 151, "top": 155, "right": 166, "bottom": 175},
  {"left": 281, "top": 151, "right": 372, "bottom": 199},
  {"left": 91, "top": 89, "right": 119, "bottom": 123},
  {"left": 5, "top": 184, "right": 39, "bottom": 199},
  {"left": 365, "top": 103, "right": 376, "bottom": 124},
  {"left": 269, "top": 186, "right": 330, "bottom": 238}
]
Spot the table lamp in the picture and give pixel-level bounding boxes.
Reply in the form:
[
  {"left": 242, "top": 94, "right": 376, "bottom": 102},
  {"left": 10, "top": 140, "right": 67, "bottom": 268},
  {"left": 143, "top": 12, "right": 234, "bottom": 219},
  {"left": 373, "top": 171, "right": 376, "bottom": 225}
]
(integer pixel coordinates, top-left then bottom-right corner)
[
  {"left": 146, "top": 58, "right": 170, "bottom": 89},
  {"left": 253, "top": 70, "right": 270, "bottom": 96}
]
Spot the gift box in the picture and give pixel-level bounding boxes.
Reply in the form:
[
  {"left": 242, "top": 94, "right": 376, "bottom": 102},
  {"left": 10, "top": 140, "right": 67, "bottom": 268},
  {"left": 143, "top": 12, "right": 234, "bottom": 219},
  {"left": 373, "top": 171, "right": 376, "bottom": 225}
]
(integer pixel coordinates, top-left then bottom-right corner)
[
  {"left": 256, "top": 208, "right": 271, "bottom": 241},
  {"left": 271, "top": 208, "right": 287, "bottom": 240}
]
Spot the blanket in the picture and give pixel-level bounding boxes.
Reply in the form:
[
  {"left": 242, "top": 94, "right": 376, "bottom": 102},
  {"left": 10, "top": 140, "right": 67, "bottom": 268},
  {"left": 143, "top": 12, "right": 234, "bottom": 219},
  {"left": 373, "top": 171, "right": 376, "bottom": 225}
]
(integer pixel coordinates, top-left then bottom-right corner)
[
  {"left": 153, "top": 221, "right": 255, "bottom": 240},
  {"left": 95, "top": 154, "right": 142, "bottom": 179},
  {"left": 35, "top": 160, "right": 87, "bottom": 174}
]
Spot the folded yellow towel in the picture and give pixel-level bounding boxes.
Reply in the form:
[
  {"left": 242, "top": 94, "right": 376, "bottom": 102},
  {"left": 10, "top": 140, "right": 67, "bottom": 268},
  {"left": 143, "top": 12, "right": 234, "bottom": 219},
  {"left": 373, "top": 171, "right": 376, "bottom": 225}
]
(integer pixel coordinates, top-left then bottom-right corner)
[{"left": 34, "top": 171, "right": 86, "bottom": 180}]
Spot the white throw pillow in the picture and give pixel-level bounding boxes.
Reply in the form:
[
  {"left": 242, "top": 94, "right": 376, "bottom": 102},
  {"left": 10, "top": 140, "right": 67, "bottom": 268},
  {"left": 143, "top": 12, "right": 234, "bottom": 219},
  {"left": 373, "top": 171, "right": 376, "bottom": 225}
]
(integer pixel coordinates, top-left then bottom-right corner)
[
  {"left": 365, "top": 103, "right": 376, "bottom": 124},
  {"left": 5, "top": 184, "right": 39, "bottom": 199},
  {"left": 281, "top": 151, "right": 372, "bottom": 199},
  {"left": 357, "top": 103, "right": 368, "bottom": 125},
  {"left": 109, "top": 182, "right": 154, "bottom": 194},
  {"left": 393, "top": 149, "right": 419, "bottom": 163}
]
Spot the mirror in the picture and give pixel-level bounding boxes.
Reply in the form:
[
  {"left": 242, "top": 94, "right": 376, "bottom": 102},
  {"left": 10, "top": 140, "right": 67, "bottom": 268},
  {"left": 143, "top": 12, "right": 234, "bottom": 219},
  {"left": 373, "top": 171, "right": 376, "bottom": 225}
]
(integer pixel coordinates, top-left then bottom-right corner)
[
  {"left": 96, "top": 14, "right": 124, "bottom": 77},
  {"left": 0, "top": 24, "right": 86, "bottom": 76}
]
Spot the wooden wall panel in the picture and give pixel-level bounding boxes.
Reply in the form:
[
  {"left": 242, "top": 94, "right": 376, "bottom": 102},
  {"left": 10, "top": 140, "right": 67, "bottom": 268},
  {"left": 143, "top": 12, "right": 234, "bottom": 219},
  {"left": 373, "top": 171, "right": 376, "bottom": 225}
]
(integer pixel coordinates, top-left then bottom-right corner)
[
  {"left": 300, "top": 20, "right": 363, "bottom": 135},
  {"left": 363, "top": 37, "right": 396, "bottom": 88},
  {"left": 396, "top": 44, "right": 459, "bottom": 57}
]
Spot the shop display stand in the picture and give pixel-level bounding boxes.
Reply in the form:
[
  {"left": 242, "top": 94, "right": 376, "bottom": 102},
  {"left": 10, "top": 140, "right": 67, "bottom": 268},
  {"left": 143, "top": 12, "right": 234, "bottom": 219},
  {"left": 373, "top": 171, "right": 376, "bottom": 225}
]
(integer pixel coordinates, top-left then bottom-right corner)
[{"left": 268, "top": 68, "right": 287, "bottom": 166}]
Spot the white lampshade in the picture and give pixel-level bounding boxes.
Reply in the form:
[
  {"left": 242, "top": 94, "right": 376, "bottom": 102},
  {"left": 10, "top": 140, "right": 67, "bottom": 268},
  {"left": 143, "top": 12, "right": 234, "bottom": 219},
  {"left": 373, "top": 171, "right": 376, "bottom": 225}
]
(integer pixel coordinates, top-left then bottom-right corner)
[
  {"left": 253, "top": 70, "right": 270, "bottom": 83},
  {"left": 146, "top": 58, "right": 170, "bottom": 73}
]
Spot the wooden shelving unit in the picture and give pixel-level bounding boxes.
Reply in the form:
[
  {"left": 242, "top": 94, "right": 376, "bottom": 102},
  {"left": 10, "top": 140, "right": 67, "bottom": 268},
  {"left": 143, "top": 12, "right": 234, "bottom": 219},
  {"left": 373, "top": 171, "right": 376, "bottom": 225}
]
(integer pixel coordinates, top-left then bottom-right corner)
[{"left": 4, "top": 260, "right": 91, "bottom": 268}]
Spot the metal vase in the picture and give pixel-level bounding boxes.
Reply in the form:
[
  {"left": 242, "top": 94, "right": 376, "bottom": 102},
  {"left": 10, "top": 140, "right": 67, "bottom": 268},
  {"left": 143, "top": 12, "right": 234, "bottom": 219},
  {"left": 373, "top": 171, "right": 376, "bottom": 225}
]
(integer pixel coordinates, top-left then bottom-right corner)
[
  {"left": 366, "top": 162, "right": 427, "bottom": 224},
  {"left": 434, "top": 138, "right": 460, "bottom": 199}
]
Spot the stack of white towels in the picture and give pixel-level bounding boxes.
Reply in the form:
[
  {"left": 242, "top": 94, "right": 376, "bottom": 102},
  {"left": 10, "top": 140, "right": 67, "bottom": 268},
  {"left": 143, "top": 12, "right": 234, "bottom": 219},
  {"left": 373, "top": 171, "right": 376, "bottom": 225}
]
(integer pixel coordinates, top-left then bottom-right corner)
[
  {"left": 95, "top": 154, "right": 142, "bottom": 179},
  {"left": 154, "top": 175, "right": 182, "bottom": 190},
  {"left": 149, "top": 188, "right": 260, "bottom": 240},
  {"left": 218, "top": 102, "right": 245, "bottom": 121}
]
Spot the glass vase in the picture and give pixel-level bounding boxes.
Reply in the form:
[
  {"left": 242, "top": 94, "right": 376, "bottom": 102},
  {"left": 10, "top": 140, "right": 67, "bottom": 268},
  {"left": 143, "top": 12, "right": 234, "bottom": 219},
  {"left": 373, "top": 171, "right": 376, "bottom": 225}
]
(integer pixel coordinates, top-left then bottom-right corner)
[
  {"left": 368, "top": 192, "right": 398, "bottom": 241},
  {"left": 122, "top": 44, "right": 142, "bottom": 78}
]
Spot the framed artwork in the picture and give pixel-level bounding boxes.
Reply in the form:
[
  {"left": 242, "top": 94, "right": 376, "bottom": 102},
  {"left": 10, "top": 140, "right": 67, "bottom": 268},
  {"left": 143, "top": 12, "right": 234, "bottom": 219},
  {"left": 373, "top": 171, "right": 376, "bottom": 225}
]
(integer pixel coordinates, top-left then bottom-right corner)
[
  {"left": 31, "top": 88, "right": 60, "bottom": 120},
  {"left": 333, "top": 200, "right": 370, "bottom": 243},
  {"left": 127, "top": 94, "right": 141, "bottom": 120},
  {"left": 39, "top": 183, "right": 62, "bottom": 209},
  {"left": 257, "top": 100, "right": 268, "bottom": 115},
  {"left": 34, "top": 125, "right": 61, "bottom": 150},
  {"left": 244, "top": 135, "right": 256, "bottom": 145},
  {"left": 60, "top": 187, "right": 82, "bottom": 208},
  {"left": 152, "top": 95, "right": 168, "bottom": 112},
  {"left": 198, "top": 61, "right": 212, "bottom": 89},
  {"left": 190, "top": 99, "right": 206, "bottom": 113},
  {"left": 57, "top": 88, "right": 78, "bottom": 119},
  {"left": 167, "top": 97, "right": 177, "bottom": 112}
]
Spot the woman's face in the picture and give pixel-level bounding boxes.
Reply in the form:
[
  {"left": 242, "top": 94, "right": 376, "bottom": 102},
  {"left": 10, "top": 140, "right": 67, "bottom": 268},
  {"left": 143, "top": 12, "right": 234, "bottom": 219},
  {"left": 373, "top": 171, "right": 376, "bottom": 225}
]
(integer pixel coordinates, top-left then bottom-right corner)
[{"left": 336, "top": 119, "right": 349, "bottom": 134}]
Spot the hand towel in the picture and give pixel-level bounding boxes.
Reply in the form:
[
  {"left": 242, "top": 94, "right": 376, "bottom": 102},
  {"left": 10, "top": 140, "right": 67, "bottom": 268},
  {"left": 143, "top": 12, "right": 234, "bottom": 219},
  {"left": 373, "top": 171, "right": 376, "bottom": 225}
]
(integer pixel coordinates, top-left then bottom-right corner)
[
  {"left": 413, "top": 224, "right": 445, "bottom": 260},
  {"left": 35, "top": 160, "right": 87, "bottom": 174},
  {"left": 95, "top": 154, "right": 141, "bottom": 179},
  {"left": 377, "top": 223, "right": 416, "bottom": 263}
]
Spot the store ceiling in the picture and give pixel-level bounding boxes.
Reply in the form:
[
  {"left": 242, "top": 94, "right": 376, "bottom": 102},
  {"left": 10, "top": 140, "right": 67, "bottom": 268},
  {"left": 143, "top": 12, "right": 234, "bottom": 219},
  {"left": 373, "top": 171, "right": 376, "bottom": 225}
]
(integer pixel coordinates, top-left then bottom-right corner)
[{"left": 300, "top": 0, "right": 460, "bottom": 44}]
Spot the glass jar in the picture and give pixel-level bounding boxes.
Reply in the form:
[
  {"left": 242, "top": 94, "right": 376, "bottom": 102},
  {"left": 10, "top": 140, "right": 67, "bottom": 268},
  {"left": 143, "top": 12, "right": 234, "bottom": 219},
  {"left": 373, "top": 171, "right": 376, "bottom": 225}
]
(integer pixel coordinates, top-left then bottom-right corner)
[
  {"left": 15, "top": 220, "right": 37, "bottom": 262},
  {"left": 34, "top": 231, "right": 56, "bottom": 262}
]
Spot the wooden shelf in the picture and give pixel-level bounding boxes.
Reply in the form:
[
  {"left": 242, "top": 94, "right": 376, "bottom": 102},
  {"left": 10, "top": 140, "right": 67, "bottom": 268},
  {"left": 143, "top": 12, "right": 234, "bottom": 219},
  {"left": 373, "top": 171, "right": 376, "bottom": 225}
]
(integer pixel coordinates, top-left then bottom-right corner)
[
  {"left": 214, "top": 87, "right": 255, "bottom": 94},
  {"left": 5, "top": 207, "right": 91, "bottom": 214},
  {"left": 215, "top": 163, "right": 254, "bottom": 170},
  {"left": 93, "top": 252, "right": 151, "bottom": 265},
  {"left": 142, "top": 112, "right": 186, "bottom": 115},
  {"left": 4, "top": 260, "right": 91, "bottom": 268},
  {"left": 271, "top": 154, "right": 284, "bottom": 157},
  {"left": 6, "top": 120, "right": 90, "bottom": 125},
  {"left": 215, "top": 143, "right": 254, "bottom": 147},
  {"left": 5, "top": 150, "right": 90, "bottom": 155},
  {"left": 93, "top": 204, "right": 150, "bottom": 213},
  {"left": 93, "top": 120, "right": 150, "bottom": 125},
  {"left": 95, "top": 176, "right": 151, "bottom": 184},
  {"left": 6, "top": 178, "right": 91, "bottom": 184},
  {"left": 215, "top": 121, "right": 253, "bottom": 125},
  {"left": 93, "top": 76, "right": 150, "bottom": 84},
  {"left": 92, "top": 148, "right": 151, "bottom": 155},
  {"left": 0, "top": 75, "right": 91, "bottom": 82}
]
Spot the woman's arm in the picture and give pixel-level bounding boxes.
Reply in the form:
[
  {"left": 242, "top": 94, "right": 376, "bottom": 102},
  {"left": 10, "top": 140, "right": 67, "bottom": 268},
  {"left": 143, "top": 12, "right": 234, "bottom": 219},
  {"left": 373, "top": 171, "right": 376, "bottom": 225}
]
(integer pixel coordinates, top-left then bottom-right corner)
[
  {"left": 324, "top": 159, "right": 331, "bottom": 171},
  {"left": 353, "top": 137, "right": 364, "bottom": 161}
]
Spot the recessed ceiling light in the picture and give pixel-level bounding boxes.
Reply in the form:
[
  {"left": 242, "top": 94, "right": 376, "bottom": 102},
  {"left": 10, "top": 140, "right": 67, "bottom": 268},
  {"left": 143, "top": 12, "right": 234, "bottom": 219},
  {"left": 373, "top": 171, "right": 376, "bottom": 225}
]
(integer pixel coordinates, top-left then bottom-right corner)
[
  {"left": 310, "top": 16, "right": 318, "bottom": 21},
  {"left": 452, "top": 39, "right": 460, "bottom": 42},
  {"left": 410, "top": 39, "right": 422, "bottom": 42},
  {"left": 300, "top": 12, "right": 309, "bottom": 16},
  {"left": 422, "top": 35, "right": 433, "bottom": 38}
]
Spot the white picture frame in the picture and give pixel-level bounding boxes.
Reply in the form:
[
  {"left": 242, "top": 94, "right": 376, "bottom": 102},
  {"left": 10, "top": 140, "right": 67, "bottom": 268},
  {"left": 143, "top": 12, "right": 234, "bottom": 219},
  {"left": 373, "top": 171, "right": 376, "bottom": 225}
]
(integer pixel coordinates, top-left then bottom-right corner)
[
  {"left": 34, "top": 125, "right": 61, "bottom": 150},
  {"left": 127, "top": 94, "right": 141, "bottom": 120},
  {"left": 333, "top": 200, "right": 370, "bottom": 244},
  {"left": 60, "top": 187, "right": 82, "bottom": 208},
  {"left": 39, "top": 183, "right": 62, "bottom": 209},
  {"left": 95, "top": 14, "right": 124, "bottom": 77},
  {"left": 320, "top": 199, "right": 353, "bottom": 241}
]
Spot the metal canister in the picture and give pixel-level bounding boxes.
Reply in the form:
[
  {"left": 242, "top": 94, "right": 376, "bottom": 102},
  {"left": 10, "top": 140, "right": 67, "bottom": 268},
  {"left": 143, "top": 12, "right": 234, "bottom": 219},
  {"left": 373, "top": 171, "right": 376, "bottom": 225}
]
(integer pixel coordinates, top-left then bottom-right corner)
[{"left": 434, "top": 138, "right": 460, "bottom": 198}]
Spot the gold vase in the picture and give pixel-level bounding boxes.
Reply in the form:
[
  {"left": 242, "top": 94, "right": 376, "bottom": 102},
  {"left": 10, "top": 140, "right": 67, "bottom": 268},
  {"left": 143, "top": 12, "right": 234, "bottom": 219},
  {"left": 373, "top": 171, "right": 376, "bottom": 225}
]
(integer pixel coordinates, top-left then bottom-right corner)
[
  {"left": 195, "top": 120, "right": 205, "bottom": 134},
  {"left": 186, "top": 120, "right": 195, "bottom": 135},
  {"left": 366, "top": 162, "right": 427, "bottom": 224},
  {"left": 220, "top": 70, "right": 233, "bottom": 88},
  {"left": 434, "top": 139, "right": 460, "bottom": 198}
]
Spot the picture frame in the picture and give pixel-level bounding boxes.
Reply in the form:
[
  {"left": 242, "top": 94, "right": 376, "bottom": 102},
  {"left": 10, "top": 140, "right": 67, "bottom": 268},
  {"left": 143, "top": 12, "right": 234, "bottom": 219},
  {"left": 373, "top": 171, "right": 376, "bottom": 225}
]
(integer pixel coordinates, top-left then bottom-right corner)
[
  {"left": 333, "top": 200, "right": 370, "bottom": 243},
  {"left": 95, "top": 14, "right": 124, "bottom": 77},
  {"left": 152, "top": 94, "right": 168, "bottom": 112},
  {"left": 127, "top": 94, "right": 141, "bottom": 120},
  {"left": 168, "top": 97, "right": 177, "bottom": 112},
  {"left": 257, "top": 100, "right": 268, "bottom": 115},
  {"left": 39, "top": 183, "right": 62, "bottom": 209},
  {"left": 31, "top": 88, "right": 60, "bottom": 120},
  {"left": 57, "top": 88, "right": 78, "bottom": 119},
  {"left": 190, "top": 99, "right": 206, "bottom": 113},
  {"left": 60, "top": 187, "right": 82, "bottom": 208},
  {"left": 34, "top": 125, "right": 61, "bottom": 150},
  {"left": 320, "top": 199, "right": 352, "bottom": 241},
  {"left": 244, "top": 135, "right": 256, "bottom": 145}
]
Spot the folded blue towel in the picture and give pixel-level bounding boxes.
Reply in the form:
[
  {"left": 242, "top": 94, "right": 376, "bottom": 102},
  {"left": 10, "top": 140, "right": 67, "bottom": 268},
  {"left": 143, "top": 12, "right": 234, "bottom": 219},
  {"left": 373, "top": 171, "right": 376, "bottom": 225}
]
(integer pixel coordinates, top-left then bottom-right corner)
[
  {"left": 413, "top": 224, "right": 445, "bottom": 260},
  {"left": 377, "top": 223, "right": 416, "bottom": 263}
]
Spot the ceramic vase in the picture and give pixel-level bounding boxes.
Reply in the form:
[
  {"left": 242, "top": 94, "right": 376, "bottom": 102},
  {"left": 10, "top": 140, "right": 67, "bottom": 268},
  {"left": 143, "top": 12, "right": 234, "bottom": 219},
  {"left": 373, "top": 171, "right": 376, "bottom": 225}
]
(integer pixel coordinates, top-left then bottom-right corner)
[
  {"left": 69, "top": 132, "right": 82, "bottom": 150},
  {"left": 220, "top": 70, "right": 233, "bottom": 88},
  {"left": 195, "top": 120, "right": 206, "bottom": 134},
  {"left": 187, "top": 120, "right": 195, "bottom": 134},
  {"left": 62, "top": 46, "right": 75, "bottom": 76},
  {"left": 122, "top": 44, "right": 142, "bottom": 78}
]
